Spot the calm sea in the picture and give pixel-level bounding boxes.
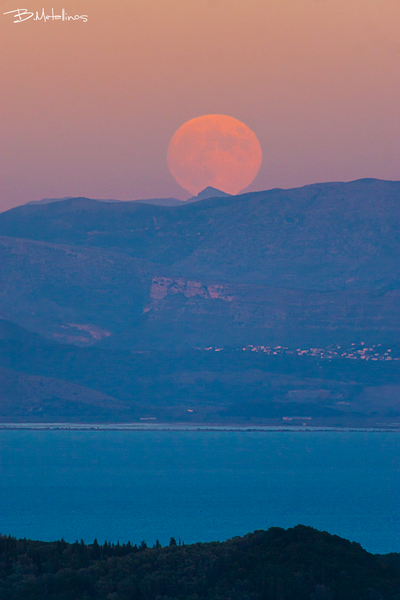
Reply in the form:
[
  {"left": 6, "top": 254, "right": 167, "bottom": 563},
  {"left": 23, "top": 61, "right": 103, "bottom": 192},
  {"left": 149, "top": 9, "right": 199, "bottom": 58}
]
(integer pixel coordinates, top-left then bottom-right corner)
[{"left": 0, "top": 431, "right": 399, "bottom": 554}]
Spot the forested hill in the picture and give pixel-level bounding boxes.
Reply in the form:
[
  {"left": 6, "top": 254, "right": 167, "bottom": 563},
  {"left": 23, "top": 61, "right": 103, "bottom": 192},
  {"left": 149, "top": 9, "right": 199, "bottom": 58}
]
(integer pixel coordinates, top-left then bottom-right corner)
[{"left": 0, "top": 525, "right": 399, "bottom": 600}]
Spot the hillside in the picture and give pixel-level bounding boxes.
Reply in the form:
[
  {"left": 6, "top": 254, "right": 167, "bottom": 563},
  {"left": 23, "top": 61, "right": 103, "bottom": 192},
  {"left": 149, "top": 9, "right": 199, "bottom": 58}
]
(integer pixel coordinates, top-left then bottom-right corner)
[
  {"left": 1, "top": 178, "right": 399, "bottom": 290},
  {"left": 0, "top": 179, "right": 400, "bottom": 349},
  {"left": 0, "top": 237, "right": 145, "bottom": 344},
  {"left": 0, "top": 526, "right": 399, "bottom": 600},
  {"left": 1, "top": 179, "right": 400, "bottom": 423},
  {"left": 0, "top": 318, "right": 399, "bottom": 426}
]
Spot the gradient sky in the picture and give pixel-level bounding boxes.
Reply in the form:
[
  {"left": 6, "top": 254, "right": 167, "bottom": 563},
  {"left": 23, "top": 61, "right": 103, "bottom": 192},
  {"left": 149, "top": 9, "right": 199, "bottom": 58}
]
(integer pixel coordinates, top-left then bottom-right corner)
[{"left": 1, "top": 0, "right": 400, "bottom": 210}]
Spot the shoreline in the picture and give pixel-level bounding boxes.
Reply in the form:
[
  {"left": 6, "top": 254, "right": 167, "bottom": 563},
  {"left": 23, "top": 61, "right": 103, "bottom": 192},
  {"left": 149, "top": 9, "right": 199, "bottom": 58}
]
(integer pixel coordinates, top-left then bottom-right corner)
[{"left": 0, "top": 422, "right": 399, "bottom": 432}]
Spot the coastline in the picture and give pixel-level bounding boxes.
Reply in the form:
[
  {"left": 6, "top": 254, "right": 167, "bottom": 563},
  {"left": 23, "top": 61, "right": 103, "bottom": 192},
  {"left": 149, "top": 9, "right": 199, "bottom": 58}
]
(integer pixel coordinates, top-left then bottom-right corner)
[{"left": 0, "top": 422, "right": 399, "bottom": 432}]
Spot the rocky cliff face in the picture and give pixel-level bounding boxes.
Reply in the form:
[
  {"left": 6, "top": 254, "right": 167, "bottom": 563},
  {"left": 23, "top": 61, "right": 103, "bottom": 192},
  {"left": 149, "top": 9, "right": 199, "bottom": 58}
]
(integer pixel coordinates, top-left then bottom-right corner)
[
  {"left": 149, "top": 277, "right": 233, "bottom": 303},
  {"left": 129, "top": 276, "right": 400, "bottom": 350}
]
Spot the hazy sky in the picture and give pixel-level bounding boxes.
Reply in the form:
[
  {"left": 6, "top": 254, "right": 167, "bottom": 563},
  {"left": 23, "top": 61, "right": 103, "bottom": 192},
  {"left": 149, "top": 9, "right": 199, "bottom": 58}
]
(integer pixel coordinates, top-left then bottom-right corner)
[{"left": 1, "top": 0, "right": 400, "bottom": 210}]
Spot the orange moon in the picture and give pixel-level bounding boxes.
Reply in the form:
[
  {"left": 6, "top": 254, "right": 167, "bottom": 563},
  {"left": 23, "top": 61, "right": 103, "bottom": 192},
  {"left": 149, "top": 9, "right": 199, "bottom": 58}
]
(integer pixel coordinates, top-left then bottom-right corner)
[{"left": 167, "top": 114, "right": 262, "bottom": 196}]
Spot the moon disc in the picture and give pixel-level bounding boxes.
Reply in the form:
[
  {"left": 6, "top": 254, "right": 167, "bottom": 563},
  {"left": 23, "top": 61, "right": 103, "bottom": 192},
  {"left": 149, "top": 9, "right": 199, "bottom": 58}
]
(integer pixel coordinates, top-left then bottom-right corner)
[{"left": 167, "top": 114, "right": 262, "bottom": 196}]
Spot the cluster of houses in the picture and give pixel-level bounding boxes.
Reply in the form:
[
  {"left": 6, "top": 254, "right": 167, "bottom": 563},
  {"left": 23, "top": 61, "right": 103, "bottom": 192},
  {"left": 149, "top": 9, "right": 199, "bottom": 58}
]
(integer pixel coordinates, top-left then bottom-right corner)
[{"left": 203, "top": 343, "right": 399, "bottom": 361}]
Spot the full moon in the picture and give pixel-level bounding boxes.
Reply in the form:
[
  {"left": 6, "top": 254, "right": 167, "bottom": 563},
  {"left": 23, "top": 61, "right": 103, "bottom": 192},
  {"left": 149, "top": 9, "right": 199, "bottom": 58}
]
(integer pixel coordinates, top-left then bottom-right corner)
[{"left": 167, "top": 114, "right": 262, "bottom": 196}]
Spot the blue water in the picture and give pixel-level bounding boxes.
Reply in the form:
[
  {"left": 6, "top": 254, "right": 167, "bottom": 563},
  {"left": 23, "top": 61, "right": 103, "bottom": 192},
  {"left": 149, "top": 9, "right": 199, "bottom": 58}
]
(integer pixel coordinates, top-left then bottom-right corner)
[{"left": 0, "top": 431, "right": 399, "bottom": 554}]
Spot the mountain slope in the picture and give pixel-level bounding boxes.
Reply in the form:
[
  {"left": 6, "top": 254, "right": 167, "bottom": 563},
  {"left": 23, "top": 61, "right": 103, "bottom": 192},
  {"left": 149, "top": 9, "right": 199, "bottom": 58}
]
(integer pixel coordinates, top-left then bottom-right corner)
[
  {"left": 1, "top": 179, "right": 400, "bottom": 422},
  {"left": 0, "top": 179, "right": 400, "bottom": 348},
  {"left": 1, "top": 178, "right": 399, "bottom": 290},
  {"left": 0, "top": 319, "right": 399, "bottom": 425},
  {"left": 0, "top": 364, "right": 129, "bottom": 421},
  {"left": 0, "top": 237, "right": 147, "bottom": 344}
]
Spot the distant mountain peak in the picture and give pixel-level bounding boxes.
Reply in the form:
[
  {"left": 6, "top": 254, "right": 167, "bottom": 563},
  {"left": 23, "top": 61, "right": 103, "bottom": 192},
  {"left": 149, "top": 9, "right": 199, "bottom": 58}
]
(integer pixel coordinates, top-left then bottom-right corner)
[{"left": 188, "top": 187, "right": 232, "bottom": 202}]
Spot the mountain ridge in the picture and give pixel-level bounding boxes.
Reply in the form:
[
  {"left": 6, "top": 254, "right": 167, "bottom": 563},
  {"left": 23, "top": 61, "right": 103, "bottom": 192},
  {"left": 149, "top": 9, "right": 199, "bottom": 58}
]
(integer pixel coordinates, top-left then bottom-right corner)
[
  {"left": 1, "top": 178, "right": 400, "bottom": 423},
  {"left": 21, "top": 184, "right": 232, "bottom": 209},
  {"left": 1, "top": 178, "right": 399, "bottom": 291}
]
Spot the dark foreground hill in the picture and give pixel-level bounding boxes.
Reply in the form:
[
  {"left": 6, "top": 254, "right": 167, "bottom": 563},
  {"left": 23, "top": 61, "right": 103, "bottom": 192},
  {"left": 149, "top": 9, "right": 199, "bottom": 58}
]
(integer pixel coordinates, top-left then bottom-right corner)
[{"left": 0, "top": 526, "right": 399, "bottom": 600}]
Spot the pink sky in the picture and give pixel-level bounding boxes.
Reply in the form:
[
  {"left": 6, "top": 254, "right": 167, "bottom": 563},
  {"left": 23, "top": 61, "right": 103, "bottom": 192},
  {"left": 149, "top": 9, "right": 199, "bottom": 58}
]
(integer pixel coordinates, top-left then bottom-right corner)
[{"left": 1, "top": 0, "right": 400, "bottom": 210}]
